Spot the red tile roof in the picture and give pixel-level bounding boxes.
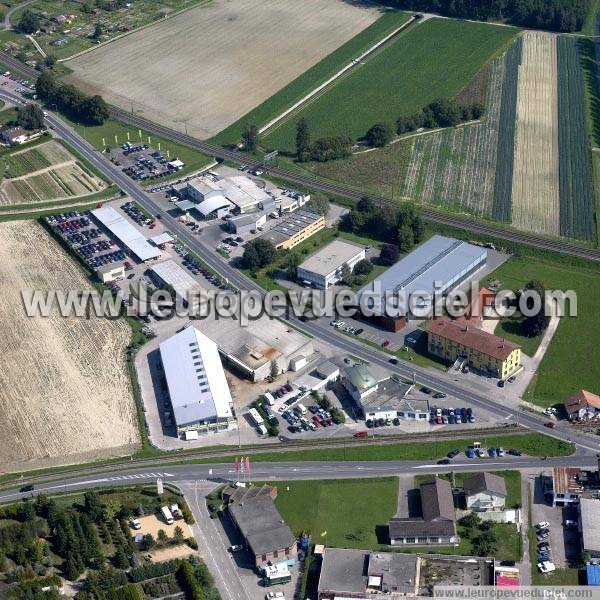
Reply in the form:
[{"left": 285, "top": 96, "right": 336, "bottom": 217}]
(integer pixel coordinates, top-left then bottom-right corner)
[
  {"left": 428, "top": 317, "right": 520, "bottom": 361},
  {"left": 563, "top": 390, "right": 600, "bottom": 412}
]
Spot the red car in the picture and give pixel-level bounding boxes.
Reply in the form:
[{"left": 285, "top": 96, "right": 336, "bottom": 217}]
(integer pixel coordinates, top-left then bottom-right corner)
[{"left": 354, "top": 431, "right": 368, "bottom": 438}]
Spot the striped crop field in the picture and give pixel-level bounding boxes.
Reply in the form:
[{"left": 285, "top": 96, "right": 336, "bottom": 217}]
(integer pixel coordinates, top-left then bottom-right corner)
[
  {"left": 492, "top": 38, "right": 522, "bottom": 222},
  {"left": 398, "top": 51, "right": 506, "bottom": 216},
  {"left": 510, "top": 31, "right": 560, "bottom": 236},
  {"left": 557, "top": 36, "right": 595, "bottom": 241}
]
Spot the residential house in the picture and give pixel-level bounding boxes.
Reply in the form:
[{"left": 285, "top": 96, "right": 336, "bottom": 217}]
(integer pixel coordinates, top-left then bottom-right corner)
[
  {"left": 563, "top": 390, "right": 600, "bottom": 421},
  {"left": 463, "top": 472, "right": 507, "bottom": 511}
]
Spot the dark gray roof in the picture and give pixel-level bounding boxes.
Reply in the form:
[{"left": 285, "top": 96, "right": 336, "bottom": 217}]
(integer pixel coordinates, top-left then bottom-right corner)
[
  {"left": 420, "top": 478, "right": 455, "bottom": 522},
  {"left": 463, "top": 472, "right": 507, "bottom": 498},
  {"left": 388, "top": 517, "right": 456, "bottom": 539},
  {"left": 318, "top": 548, "right": 418, "bottom": 595},
  {"left": 228, "top": 496, "right": 295, "bottom": 557}
]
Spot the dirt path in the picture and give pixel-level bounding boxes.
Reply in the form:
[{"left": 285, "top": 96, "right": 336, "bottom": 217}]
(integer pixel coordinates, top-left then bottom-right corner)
[{"left": 9, "top": 159, "right": 75, "bottom": 180}]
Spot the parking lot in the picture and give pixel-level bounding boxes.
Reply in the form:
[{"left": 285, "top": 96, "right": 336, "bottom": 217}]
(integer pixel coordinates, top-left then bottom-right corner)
[{"left": 112, "top": 142, "right": 184, "bottom": 182}]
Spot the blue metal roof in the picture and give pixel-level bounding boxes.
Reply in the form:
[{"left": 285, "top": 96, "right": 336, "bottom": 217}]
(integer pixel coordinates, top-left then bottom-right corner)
[
  {"left": 587, "top": 564, "right": 600, "bottom": 585},
  {"left": 357, "top": 235, "right": 487, "bottom": 314}
]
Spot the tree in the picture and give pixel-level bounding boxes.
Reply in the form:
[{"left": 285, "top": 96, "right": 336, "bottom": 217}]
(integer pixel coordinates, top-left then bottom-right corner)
[
  {"left": 83, "top": 491, "right": 103, "bottom": 523},
  {"left": 36, "top": 70, "right": 58, "bottom": 100},
  {"left": 16, "top": 104, "right": 45, "bottom": 130},
  {"left": 379, "top": 243, "right": 399, "bottom": 266},
  {"left": 157, "top": 529, "right": 168, "bottom": 543},
  {"left": 521, "top": 279, "right": 550, "bottom": 337},
  {"left": 340, "top": 262, "right": 353, "bottom": 285},
  {"left": 18, "top": 9, "right": 39, "bottom": 33},
  {"left": 353, "top": 259, "right": 373, "bottom": 276},
  {"left": 270, "top": 360, "right": 279, "bottom": 379},
  {"left": 242, "top": 239, "right": 276, "bottom": 270},
  {"left": 241, "top": 123, "right": 259, "bottom": 152},
  {"left": 140, "top": 533, "right": 155, "bottom": 551},
  {"left": 459, "top": 512, "right": 480, "bottom": 529},
  {"left": 310, "top": 135, "right": 353, "bottom": 162},
  {"left": 173, "top": 526, "right": 185, "bottom": 544},
  {"left": 473, "top": 529, "right": 497, "bottom": 556},
  {"left": 285, "top": 252, "right": 299, "bottom": 280},
  {"left": 296, "top": 117, "right": 310, "bottom": 161},
  {"left": 92, "top": 23, "right": 103, "bottom": 40},
  {"left": 307, "top": 191, "right": 330, "bottom": 216},
  {"left": 18, "top": 500, "right": 36, "bottom": 522},
  {"left": 44, "top": 54, "right": 56, "bottom": 69},
  {"left": 365, "top": 122, "right": 393, "bottom": 147},
  {"left": 397, "top": 224, "right": 414, "bottom": 253},
  {"left": 81, "top": 95, "right": 109, "bottom": 125}
]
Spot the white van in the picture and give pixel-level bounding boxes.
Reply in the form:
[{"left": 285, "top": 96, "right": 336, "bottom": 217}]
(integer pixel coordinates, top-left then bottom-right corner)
[
  {"left": 257, "top": 423, "right": 268, "bottom": 435},
  {"left": 264, "top": 392, "right": 275, "bottom": 406},
  {"left": 296, "top": 403, "right": 307, "bottom": 416}
]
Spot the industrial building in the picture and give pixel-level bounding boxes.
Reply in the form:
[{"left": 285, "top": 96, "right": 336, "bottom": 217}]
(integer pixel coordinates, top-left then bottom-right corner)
[
  {"left": 318, "top": 550, "right": 492, "bottom": 599},
  {"left": 389, "top": 478, "right": 459, "bottom": 546},
  {"left": 228, "top": 211, "right": 268, "bottom": 236},
  {"left": 199, "top": 314, "right": 313, "bottom": 381},
  {"left": 96, "top": 262, "right": 125, "bottom": 283},
  {"left": 427, "top": 317, "right": 521, "bottom": 380},
  {"left": 297, "top": 239, "right": 366, "bottom": 289},
  {"left": 356, "top": 235, "right": 487, "bottom": 331},
  {"left": 91, "top": 206, "right": 162, "bottom": 262},
  {"left": 149, "top": 259, "right": 203, "bottom": 305},
  {"left": 225, "top": 486, "right": 297, "bottom": 567},
  {"left": 358, "top": 378, "right": 422, "bottom": 422},
  {"left": 159, "top": 326, "right": 235, "bottom": 435},
  {"left": 258, "top": 209, "right": 325, "bottom": 250}
]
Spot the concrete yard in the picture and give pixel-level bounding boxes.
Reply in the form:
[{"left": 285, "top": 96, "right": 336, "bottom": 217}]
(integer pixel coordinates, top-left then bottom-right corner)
[
  {"left": 66, "top": 0, "right": 381, "bottom": 138},
  {"left": 0, "top": 220, "right": 139, "bottom": 473}
]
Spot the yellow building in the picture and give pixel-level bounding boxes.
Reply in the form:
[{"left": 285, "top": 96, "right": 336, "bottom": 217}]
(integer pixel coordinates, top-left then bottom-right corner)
[
  {"left": 258, "top": 209, "right": 324, "bottom": 250},
  {"left": 427, "top": 317, "right": 521, "bottom": 379}
]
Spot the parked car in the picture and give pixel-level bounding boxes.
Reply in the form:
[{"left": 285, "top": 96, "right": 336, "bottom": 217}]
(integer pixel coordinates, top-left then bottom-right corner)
[
  {"left": 508, "top": 449, "right": 522, "bottom": 456},
  {"left": 229, "top": 545, "right": 243, "bottom": 552},
  {"left": 437, "top": 458, "right": 451, "bottom": 465},
  {"left": 447, "top": 449, "right": 460, "bottom": 459},
  {"left": 536, "top": 521, "right": 550, "bottom": 530},
  {"left": 354, "top": 431, "right": 368, "bottom": 438},
  {"left": 19, "top": 484, "right": 34, "bottom": 493}
]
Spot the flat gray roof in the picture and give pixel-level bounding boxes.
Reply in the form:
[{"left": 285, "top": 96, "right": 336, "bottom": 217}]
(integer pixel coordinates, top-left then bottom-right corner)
[
  {"left": 581, "top": 498, "right": 600, "bottom": 552},
  {"left": 298, "top": 239, "right": 364, "bottom": 277},
  {"left": 357, "top": 235, "right": 486, "bottom": 314},
  {"left": 151, "top": 259, "right": 202, "bottom": 300},
  {"left": 360, "top": 378, "right": 420, "bottom": 413},
  {"left": 259, "top": 209, "right": 322, "bottom": 246},
  {"left": 319, "top": 548, "right": 368, "bottom": 594}
]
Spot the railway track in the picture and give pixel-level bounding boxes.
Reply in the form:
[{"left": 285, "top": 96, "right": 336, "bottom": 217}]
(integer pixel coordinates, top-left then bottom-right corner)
[
  {"left": 2, "top": 50, "right": 599, "bottom": 262},
  {"left": 1, "top": 425, "right": 527, "bottom": 488}
]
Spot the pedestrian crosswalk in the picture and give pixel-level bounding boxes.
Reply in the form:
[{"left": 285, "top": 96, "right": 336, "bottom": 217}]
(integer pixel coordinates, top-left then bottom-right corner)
[{"left": 107, "top": 472, "right": 173, "bottom": 481}]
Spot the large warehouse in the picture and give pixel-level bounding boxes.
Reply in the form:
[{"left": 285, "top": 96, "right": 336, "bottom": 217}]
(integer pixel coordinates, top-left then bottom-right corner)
[
  {"left": 199, "top": 315, "right": 314, "bottom": 381},
  {"left": 159, "top": 326, "right": 235, "bottom": 435},
  {"left": 356, "top": 235, "right": 487, "bottom": 330},
  {"left": 149, "top": 259, "right": 203, "bottom": 305},
  {"left": 91, "top": 206, "right": 162, "bottom": 262},
  {"left": 297, "top": 239, "right": 365, "bottom": 289}
]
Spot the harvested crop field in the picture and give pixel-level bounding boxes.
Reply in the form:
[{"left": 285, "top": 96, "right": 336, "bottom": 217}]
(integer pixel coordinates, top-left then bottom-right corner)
[
  {"left": 511, "top": 31, "right": 560, "bottom": 236},
  {"left": 66, "top": 0, "right": 381, "bottom": 139},
  {"left": 0, "top": 221, "right": 139, "bottom": 473},
  {"left": 0, "top": 141, "right": 107, "bottom": 205}
]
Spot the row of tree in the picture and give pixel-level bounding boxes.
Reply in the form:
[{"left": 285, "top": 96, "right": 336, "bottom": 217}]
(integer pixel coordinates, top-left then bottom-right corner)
[
  {"left": 296, "top": 118, "right": 353, "bottom": 162},
  {"left": 396, "top": 98, "right": 484, "bottom": 136},
  {"left": 391, "top": 0, "right": 591, "bottom": 32},
  {"left": 340, "top": 197, "right": 425, "bottom": 254},
  {"left": 36, "top": 70, "right": 109, "bottom": 126}
]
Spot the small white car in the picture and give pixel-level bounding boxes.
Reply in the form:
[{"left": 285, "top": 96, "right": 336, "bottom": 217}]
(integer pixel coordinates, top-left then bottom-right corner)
[
  {"left": 265, "top": 593, "right": 284, "bottom": 599},
  {"left": 536, "top": 521, "right": 550, "bottom": 530},
  {"left": 229, "top": 544, "right": 244, "bottom": 552},
  {"left": 130, "top": 518, "right": 141, "bottom": 530}
]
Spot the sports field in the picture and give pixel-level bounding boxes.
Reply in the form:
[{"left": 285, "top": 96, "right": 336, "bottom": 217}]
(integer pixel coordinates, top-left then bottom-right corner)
[
  {"left": 67, "top": 0, "right": 382, "bottom": 139},
  {"left": 263, "top": 18, "right": 518, "bottom": 152}
]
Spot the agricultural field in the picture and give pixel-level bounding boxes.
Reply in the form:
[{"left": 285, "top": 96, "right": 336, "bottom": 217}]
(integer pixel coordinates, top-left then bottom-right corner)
[
  {"left": 0, "top": 220, "right": 139, "bottom": 473},
  {"left": 557, "top": 36, "right": 595, "bottom": 240},
  {"left": 66, "top": 0, "right": 382, "bottom": 139},
  {"left": 510, "top": 31, "right": 560, "bottom": 236},
  {"left": 6, "top": 0, "right": 208, "bottom": 61},
  {"left": 263, "top": 18, "right": 518, "bottom": 153},
  {"left": 0, "top": 140, "right": 107, "bottom": 204}
]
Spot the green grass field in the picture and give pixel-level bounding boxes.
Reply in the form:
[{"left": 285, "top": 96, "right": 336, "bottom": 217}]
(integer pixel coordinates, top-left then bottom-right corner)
[
  {"left": 269, "top": 477, "right": 398, "bottom": 549},
  {"left": 495, "top": 313, "right": 543, "bottom": 358},
  {"left": 484, "top": 257, "right": 600, "bottom": 406},
  {"left": 65, "top": 118, "right": 212, "bottom": 181},
  {"left": 262, "top": 18, "right": 518, "bottom": 153},
  {"left": 211, "top": 10, "right": 412, "bottom": 147}
]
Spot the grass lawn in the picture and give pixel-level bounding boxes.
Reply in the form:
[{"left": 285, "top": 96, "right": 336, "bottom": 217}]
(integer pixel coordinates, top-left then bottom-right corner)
[
  {"left": 62, "top": 117, "right": 212, "bottom": 182},
  {"left": 495, "top": 313, "right": 543, "bottom": 357},
  {"left": 265, "top": 477, "right": 398, "bottom": 549},
  {"left": 211, "top": 10, "right": 412, "bottom": 147},
  {"left": 483, "top": 256, "right": 600, "bottom": 406},
  {"left": 262, "top": 18, "right": 518, "bottom": 153},
  {"left": 580, "top": 0, "right": 600, "bottom": 36},
  {"left": 185, "top": 433, "right": 573, "bottom": 467}
]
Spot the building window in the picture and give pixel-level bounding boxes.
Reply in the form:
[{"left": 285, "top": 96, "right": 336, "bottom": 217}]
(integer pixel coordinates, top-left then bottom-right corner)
[{"left": 273, "top": 550, "right": 278, "bottom": 558}]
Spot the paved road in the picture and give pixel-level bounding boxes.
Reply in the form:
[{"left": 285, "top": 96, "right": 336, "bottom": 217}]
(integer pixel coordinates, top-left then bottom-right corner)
[{"left": 0, "top": 86, "right": 596, "bottom": 457}]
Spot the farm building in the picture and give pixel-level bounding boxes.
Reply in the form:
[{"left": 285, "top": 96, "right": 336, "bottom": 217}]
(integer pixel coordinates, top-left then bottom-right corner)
[
  {"left": 91, "top": 206, "right": 162, "bottom": 263},
  {"left": 227, "top": 492, "right": 296, "bottom": 568},
  {"left": 463, "top": 472, "right": 507, "bottom": 511},
  {"left": 356, "top": 235, "right": 487, "bottom": 330},
  {"left": 427, "top": 317, "right": 521, "bottom": 380},
  {"left": 343, "top": 363, "right": 378, "bottom": 404},
  {"left": 159, "top": 326, "right": 235, "bottom": 435},
  {"left": 199, "top": 314, "right": 313, "bottom": 381},
  {"left": 149, "top": 260, "right": 203, "bottom": 305},
  {"left": 96, "top": 263, "right": 125, "bottom": 283},
  {"left": 258, "top": 209, "right": 325, "bottom": 250},
  {"left": 228, "top": 211, "right": 268, "bottom": 236},
  {"left": 297, "top": 239, "right": 366, "bottom": 289},
  {"left": 563, "top": 390, "right": 600, "bottom": 421},
  {"left": 358, "top": 378, "right": 421, "bottom": 422},
  {"left": 388, "top": 478, "right": 459, "bottom": 547}
]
